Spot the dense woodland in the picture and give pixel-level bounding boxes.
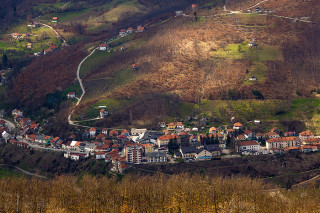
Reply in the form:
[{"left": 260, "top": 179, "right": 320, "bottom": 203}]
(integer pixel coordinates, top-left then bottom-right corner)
[{"left": 0, "top": 174, "right": 319, "bottom": 212}]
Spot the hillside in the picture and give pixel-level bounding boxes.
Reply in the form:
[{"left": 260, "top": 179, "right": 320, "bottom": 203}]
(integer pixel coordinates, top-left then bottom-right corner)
[
  {"left": 0, "top": 0, "right": 319, "bottom": 132},
  {"left": 62, "top": 0, "right": 320, "bottom": 129}
]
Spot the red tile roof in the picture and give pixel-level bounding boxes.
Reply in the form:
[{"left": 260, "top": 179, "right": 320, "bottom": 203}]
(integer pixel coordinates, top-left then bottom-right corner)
[
  {"left": 237, "top": 140, "right": 259, "bottom": 146},
  {"left": 234, "top": 122, "right": 243, "bottom": 127},
  {"left": 267, "top": 137, "right": 299, "bottom": 143},
  {"left": 299, "top": 131, "right": 314, "bottom": 136}
]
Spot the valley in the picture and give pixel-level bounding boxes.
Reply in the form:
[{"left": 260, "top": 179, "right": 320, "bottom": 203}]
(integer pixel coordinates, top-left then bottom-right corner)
[{"left": 0, "top": 1, "right": 320, "bottom": 209}]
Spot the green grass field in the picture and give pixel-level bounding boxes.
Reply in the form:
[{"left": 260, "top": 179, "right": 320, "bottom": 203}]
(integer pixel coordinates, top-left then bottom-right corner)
[
  {"left": 80, "top": 50, "right": 112, "bottom": 77},
  {"left": 0, "top": 168, "right": 21, "bottom": 178},
  {"left": 211, "top": 42, "right": 281, "bottom": 84}
]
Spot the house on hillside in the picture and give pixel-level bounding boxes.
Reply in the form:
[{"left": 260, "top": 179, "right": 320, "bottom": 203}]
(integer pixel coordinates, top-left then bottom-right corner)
[
  {"left": 102, "top": 128, "right": 108, "bottom": 135},
  {"left": 299, "top": 131, "right": 314, "bottom": 141},
  {"left": 137, "top": 26, "right": 144, "bottom": 33},
  {"left": 100, "top": 108, "right": 108, "bottom": 118},
  {"left": 67, "top": 92, "right": 76, "bottom": 99},
  {"left": 191, "top": 4, "right": 198, "bottom": 10},
  {"left": 249, "top": 76, "right": 257, "bottom": 81},
  {"left": 248, "top": 40, "right": 257, "bottom": 47},
  {"left": 132, "top": 64, "right": 140, "bottom": 71},
  {"left": 52, "top": 17, "right": 58, "bottom": 22},
  {"left": 175, "top": 11, "right": 184, "bottom": 16},
  {"left": 11, "top": 33, "right": 21, "bottom": 39},
  {"left": 99, "top": 43, "right": 107, "bottom": 51},
  {"left": 233, "top": 122, "right": 243, "bottom": 130},
  {"left": 27, "top": 43, "right": 32, "bottom": 49},
  {"left": 44, "top": 49, "right": 53, "bottom": 55},
  {"left": 209, "top": 127, "right": 217, "bottom": 134},
  {"left": 89, "top": 128, "right": 96, "bottom": 137},
  {"left": 127, "top": 27, "right": 134, "bottom": 34},
  {"left": 119, "top": 29, "right": 127, "bottom": 37}
]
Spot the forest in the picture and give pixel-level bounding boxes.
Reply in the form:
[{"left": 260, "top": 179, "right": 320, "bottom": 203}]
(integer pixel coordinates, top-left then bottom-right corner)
[{"left": 0, "top": 173, "right": 319, "bottom": 212}]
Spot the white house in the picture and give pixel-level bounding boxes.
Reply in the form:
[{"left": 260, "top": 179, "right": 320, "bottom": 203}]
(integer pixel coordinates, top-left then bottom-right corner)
[
  {"left": 127, "top": 27, "right": 134, "bottom": 34},
  {"left": 119, "top": 29, "right": 127, "bottom": 37},
  {"left": 102, "top": 128, "right": 108, "bottom": 135},
  {"left": 237, "top": 140, "right": 260, "bottom": 153},
  {"left": 99, "top": 43, "right": 107, "bottom": 51},
  {"left": 233, "top": 122, "right": 243, "bottom": 130},
  {"left": 176, "top": 122, "right": 184, "bottom": 129},
  {"left": 67, "top": 92, "right": 76, "bottom": 98}
]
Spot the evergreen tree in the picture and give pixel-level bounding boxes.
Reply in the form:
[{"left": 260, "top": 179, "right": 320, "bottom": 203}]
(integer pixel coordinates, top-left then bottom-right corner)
[
  {"left": 226, "top": 135, "right": 231, "bottom": 148},
  {"left": 168, "top": 138, "right": 179, "bottom": 155},
  {"left": 2, "top": 54, "right": 8, "bottom": 67},
  {"left": 214, "top": 136, "right": 219, "bottom": 144}
]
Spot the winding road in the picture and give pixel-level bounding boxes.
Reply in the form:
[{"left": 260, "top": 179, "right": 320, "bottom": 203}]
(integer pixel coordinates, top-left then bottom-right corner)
[
  {"left": 39, "top": 23, "right": 68, "bottom": 46},
  {"left": 68, "top": 35, "right": 130, "bottom": 126},
  {"left": 1, "top": 118, "right": 16, "bottom": 131}
]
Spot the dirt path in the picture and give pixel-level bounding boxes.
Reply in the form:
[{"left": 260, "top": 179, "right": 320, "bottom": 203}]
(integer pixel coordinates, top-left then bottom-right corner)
[{"left": 0, "top": 164, "right": 49, "bottom": 179}]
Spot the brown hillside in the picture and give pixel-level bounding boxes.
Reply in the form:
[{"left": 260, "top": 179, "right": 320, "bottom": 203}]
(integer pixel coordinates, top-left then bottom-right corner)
[{"left": 12, "top": 46, "right": 87, "bottom": 108}]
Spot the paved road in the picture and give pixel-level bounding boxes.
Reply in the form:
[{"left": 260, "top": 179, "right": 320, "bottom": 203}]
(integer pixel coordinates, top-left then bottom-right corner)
[
  {"left": 1, "top": 118, "right": 16, "bottom": 131},
  {"left": 68, "top": 34, "right": 131, "bottom": 127},
  {"left": 16, "top": 136, "right": 88, "bottom": 155}
]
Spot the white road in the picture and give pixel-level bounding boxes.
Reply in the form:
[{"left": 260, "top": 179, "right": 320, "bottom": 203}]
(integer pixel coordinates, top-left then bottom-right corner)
[{"left": 68, "top": 34, "right": 130, "bottom": 127}]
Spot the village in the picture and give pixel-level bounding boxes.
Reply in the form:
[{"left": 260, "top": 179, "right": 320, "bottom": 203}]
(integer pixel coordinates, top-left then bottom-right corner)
[{"left": 1, "top": 108, "right": 320, "bottom": 174}]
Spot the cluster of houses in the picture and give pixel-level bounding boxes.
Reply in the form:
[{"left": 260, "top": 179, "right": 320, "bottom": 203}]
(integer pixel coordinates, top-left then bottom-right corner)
[
  {"left": 2, "top": 108, "right": 320, "bottom": 173},
  {"left": 118, "top": 26, "right": 144, "bottom": 37}
]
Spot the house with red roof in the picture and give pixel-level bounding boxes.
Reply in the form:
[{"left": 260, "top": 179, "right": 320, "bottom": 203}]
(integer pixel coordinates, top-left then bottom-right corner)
[
  {"left": 244, "top": 130, "right": 255, "bottom": 139},
  {"left": 99, "top": 43, "right": 107, "bottom": 51},
  {"left": 67, "top": 92, "right": 76, "bottom": 98},
  {"left": 109, "top": 129, "right": 118, "bottom": 137},
  {"left": 119, "top": 29, "right": 127, "bottom": 37},
  {"left": 236, "top": 140, "right": 260, "bottom": 153},
  {"left": 96, "top": 133, "right": 106, "bottom": 140},
  {"left": 176, "top": 122, "right": 184, "bottom": 129},
  {"left": 266, "top": 137, "right": 300, "bottom": 150},
  {"left": 266, "top": 131, "right": 280, "bottom": 139},
  {"left": 299, "top": 131, "right": 314, "bottom": 141},
  {"left": 132, "top": 64, "right": 140, "bottom": 71},
  {"left": 89, "top": 128, "right": 96, "bottom": 137},
  {"left": 127, "top": 27, "right": 134, "bottom": 34},
  {"left": 233, "top": 122, "right": 243, "bottom": 130},
  {"left": 137, "top": 26, "right": 144, "bottom": 32},
  {"left": 52, "top": 17, "right": 58, "bottom": 22},
  {"left": 209, "top": 127, "right": 217, "bottom": 134}
]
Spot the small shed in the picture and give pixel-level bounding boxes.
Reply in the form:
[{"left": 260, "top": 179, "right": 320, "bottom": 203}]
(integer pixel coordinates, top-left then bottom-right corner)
[
  {"left": 132, "top": 64, "right": 140, "bottom": 71},
  {"left": 175, "top": 11, "right": 184, "bottom": 16},
  {"left": 52, "top": 17, "right": 58, "bottom": 22}
]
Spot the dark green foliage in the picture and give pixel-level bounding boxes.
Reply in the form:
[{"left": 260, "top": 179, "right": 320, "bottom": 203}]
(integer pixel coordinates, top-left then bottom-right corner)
[
  {"left": 252, "top": 89, "right": 264, "bottom": 100},
  {"left": 168, "top": 138, "right": 179, "bottom": 155}
]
